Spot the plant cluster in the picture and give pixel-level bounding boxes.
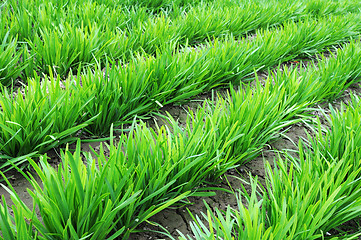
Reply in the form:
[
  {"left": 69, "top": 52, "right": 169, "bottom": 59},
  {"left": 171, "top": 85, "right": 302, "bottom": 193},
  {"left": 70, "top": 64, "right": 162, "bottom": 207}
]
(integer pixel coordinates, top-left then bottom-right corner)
[
  {"left": 179, "top": 95, "right": 361, "bottom": 240},
  {"left": 2, "top": 14, "right": 361, "bottom": 166},
  {"left": 2, "top": 38, "right": 361, "bottom": 238},
  {"left": 1, "top": 0, "right": 361, "bottom": 239},
  {"left": 0, "top": 0, "right": 360, "bottom": 84}
]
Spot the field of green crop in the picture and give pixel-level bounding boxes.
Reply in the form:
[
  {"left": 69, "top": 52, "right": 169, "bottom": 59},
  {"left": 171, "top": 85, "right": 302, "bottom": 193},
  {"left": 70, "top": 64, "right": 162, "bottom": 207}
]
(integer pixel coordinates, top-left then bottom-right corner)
[{"left": 2, "top": 0, "right": 361, "bottom": 239}]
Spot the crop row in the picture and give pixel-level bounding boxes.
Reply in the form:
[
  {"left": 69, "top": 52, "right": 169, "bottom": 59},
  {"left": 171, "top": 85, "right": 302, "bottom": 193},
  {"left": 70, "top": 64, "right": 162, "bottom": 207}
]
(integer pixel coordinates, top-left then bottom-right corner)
[
  {"left": 6, "top": 0, "right": 214, "bottom": 14},
  {"left": 1, "top": 14, "right": 360, "bottom": 168},
  {"left": 1, "top": 0, "right": 360, "bottom": 85},
  {"left": 180, "top": 96, "right": 361, "bottom": 240},
  {"left": 2, "top": 38, "right": 361, "bottom": 239},
  {"left": 5, "top": 0, "right": 360, "bottom": 42}
]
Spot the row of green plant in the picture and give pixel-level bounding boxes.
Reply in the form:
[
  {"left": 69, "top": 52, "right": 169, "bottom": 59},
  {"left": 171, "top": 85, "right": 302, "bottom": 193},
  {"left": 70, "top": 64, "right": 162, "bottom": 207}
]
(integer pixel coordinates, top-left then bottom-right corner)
[
  {"left": 1, "top": 14, "right": 360, "bottom": 167},
  {"left": 0, "top": 78, "right": 308, "bottom": 239},
  {"left": 2, "top": 37, "right": 361, "bottom": 239},
  {"left": 1, "top": 0, "right": 360, "bottom": 85},
  {"left": 5, "top": 0, "right": 359, "bottom": 41},
  {"left": 4, "top": 0, "right": 212, "bottom": 15},
  {"left": 179, "top": 95, "right": 361, "bottom": 240},
  {"left": 8, "top": 0, "right": 360, "bottom": 13}
]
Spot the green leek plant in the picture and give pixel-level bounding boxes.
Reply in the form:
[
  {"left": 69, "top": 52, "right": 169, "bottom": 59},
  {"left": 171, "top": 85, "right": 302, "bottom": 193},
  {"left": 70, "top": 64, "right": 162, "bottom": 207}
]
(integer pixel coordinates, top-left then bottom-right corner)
[
  {"left": 0, "top": 116, "right": 232, "bottom": 238},
  {"left": 0, "top": 75, "right": 311, "bottom": 237},
  {"left": 5, "top": 0, "right": 361, "bottom": 81},
  {"left": 3, "top": 12, "right": 361, "bottom": 172},
  {"left": 169, "top": 0, "right": 306, "bottom": 45},
  {"left": 4, "top": 43, "right": 361, "bottom": 238},
  {"left": 27, "top": 23, "right": 114, "bottom": 76},
  {"left": 0, "top": 141, "right": 141, "bottom": 240},
  {"left": 5, "top": 0, "right": 152, "bottom": 42},
  {"left": 177, "top": 178, "right": 272, "bottom": 240},
  {"left": 83, "top": 14, "right": 361, "bottom": 135},
  {"left": 0, "top": 196, "right": 38, "bottom": 240},
  {"left": 6, "top": 0, "right": 36, "bottom": 42},
  {"left": 72, "top": 2, "right": 361, "bottom": 66},
  {"left": 95, "top": 119, "right": 235, "bottom": 237},
  {"left": 79, "top": 62, "right": 154, "bottom": 135},
  {"left": 270, "top": 40, "right": 361, "bottom": 106},
  {"left": 177, "top": 77, "right": 361, "bottom": 240},
  {"left": 0, "top": 33, "right": 25, "bottom": 87},
  {"left": 0, "top": 68, "right": 336, "bottom": 238},
  {"left": 184, "top": 38, "right": 361, "bottom": 167},
  {"left": 263, "top": 95, "right": 361, "bottom": 238},
  {"left": 194, "top": 79, "right": 310, "bottom": 166},
  {"left": 178, "top": 148, "right": 361, "bottom": 240},
  {"left": 0, "top": 72, "right": 96, "bottom": 171}
]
